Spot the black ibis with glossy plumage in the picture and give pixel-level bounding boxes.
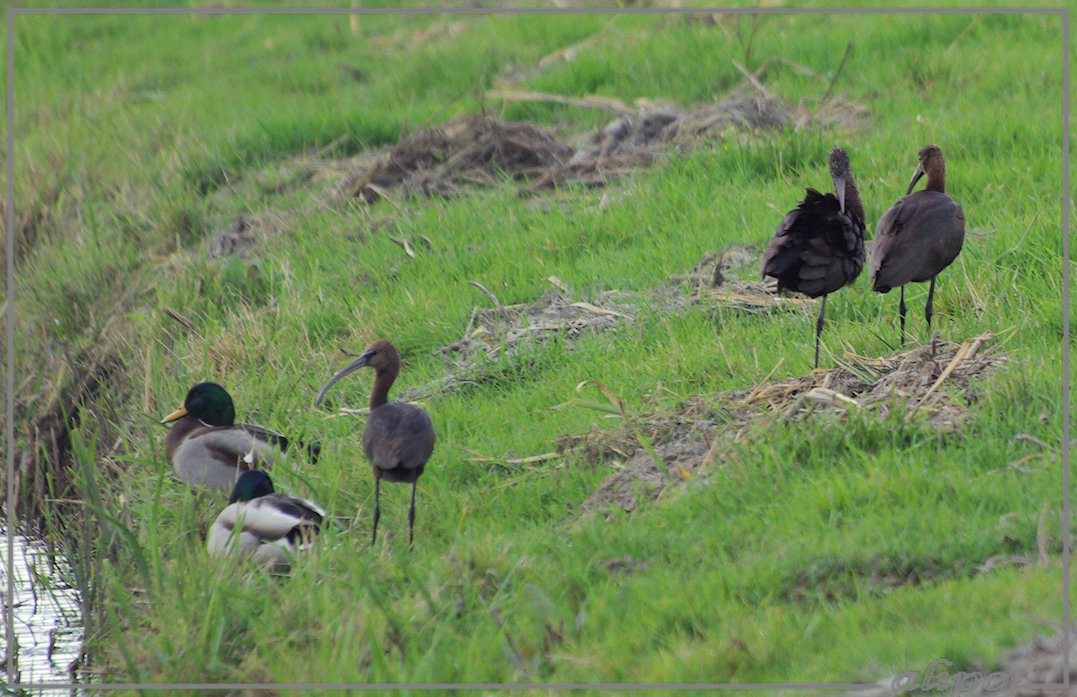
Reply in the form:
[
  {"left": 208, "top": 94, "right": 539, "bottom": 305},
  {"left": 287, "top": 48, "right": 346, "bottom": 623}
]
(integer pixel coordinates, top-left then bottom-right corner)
[
  {"left": 870, "top": 144, "right": 965, "bottom": 345},
  {"left": 761, "top": 146, "right": 866, "bottom": 368},
  {"left": 315, "top": 340, "right": 435, "bottom": 546}
]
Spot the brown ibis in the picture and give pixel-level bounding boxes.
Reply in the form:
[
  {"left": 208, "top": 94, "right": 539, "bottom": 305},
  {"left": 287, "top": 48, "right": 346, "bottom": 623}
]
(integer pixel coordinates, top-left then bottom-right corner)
[
  {"left": 315, "top": 340, "right": 435, "bottom": 546},
  {"left": 870, "top": 144, "right": 965, "bottom": 345}
]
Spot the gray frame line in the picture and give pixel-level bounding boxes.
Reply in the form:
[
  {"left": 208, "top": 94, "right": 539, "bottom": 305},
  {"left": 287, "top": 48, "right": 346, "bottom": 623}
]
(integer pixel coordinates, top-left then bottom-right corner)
[
  {"left": 6, "top": 681, "right": 1077, "bottom": 693},
  {"left": 4, "top": 5, "right": 14, "bottom": 688},
  {"left": 7, "top": 6, "right": 1069, "bottom": 14},
  {"left": 3, "top": 4, "right": 1071, "bottom": 693},
  {"left": 6, "top": 682, "right": 879, "bottom": 691},
  {"left": 1061, "top": 6, "right": 1072, "bottom": 692}
]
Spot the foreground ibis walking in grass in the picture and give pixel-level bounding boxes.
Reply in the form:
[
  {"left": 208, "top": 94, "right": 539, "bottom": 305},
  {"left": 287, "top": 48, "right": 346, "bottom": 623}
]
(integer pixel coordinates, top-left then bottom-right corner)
[
  {"left": 870, "top": 144, "right": 965, "bottom": 346},
  {"left": 761, "top": 147, "right": 866, "bottom": 368},
  {"left": 315, "top": 340, "right": 435, "bottom": 546},
  {"left": 207, "top": 470, "right": 325, "bottom": 572},
  {"left": 162, "top": 382, "right": 292, "bottom": 493}
]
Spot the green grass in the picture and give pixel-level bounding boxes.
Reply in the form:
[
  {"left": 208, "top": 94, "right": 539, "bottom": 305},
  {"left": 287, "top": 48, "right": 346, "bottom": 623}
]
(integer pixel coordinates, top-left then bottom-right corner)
[{"left": 5, "top": 4, "right": 1073, "bottom": 691}]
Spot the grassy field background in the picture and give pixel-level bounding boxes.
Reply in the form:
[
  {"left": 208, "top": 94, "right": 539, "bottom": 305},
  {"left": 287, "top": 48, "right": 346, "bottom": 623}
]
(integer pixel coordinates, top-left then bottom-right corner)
[{"left": 3, "top": 3, "right": 1073, "bottom": 691}]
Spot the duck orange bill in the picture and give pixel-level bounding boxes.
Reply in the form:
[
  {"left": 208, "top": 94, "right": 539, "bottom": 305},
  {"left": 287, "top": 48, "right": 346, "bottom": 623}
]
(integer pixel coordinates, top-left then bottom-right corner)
[{"left": 161, "top": 405, "right": 189, "bottom": 424}]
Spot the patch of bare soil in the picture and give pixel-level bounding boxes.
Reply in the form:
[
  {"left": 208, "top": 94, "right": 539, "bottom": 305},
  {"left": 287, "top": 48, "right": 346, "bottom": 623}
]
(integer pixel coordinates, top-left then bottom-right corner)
[
  {"left": 338, "top": 115, "right": 575, "bottom": 203},
  {"left": 207, "top": 211, "right": 292, "bottom": 259},
  {"left": 846, "top": 625, "right": 1077, "bottom": 697},
  {"left": 575, "top": 331, "right": 1005, "bottom": 515},
  {"left": 524, "top": 92, "right": 793, "bottom": 190},
  {"left": 334, "top": 78, "right": 866, "bottom": 205},
  {"left": 429, "top": 283, "right": 644, "bottom": 374},
  {"left": 567, "top": 399, "right": 734, "bottom": 515},
  {"left": 987, "top": 627, "right": 1077, "bottom": 696}
]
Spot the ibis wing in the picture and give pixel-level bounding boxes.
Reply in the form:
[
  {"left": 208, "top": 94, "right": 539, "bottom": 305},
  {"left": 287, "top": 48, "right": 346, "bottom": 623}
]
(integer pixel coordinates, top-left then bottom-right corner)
[
  {"left": 871, "top": 192, "right": 964, "bottom": 290},
  {"left": 363, "top": 403, "right": 436, "bottom": 473},
  {"left": 762, "top": 189, "right": 863, "bottom": 297}
]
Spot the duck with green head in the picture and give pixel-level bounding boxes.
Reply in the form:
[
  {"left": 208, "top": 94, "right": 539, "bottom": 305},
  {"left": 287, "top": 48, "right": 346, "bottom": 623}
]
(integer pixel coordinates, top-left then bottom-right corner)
[
  {"left": 162, "top": 382, "right": 292, "bottom": 493},
  {"left": 207, "top": 469, "right": 325, "bottom": 571}
]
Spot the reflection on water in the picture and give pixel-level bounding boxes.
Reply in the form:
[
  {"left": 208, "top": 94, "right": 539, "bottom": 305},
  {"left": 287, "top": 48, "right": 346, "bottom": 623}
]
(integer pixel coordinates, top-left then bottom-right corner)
[{"left": 1, "top": 530, "right": 84, "bottom": 693}]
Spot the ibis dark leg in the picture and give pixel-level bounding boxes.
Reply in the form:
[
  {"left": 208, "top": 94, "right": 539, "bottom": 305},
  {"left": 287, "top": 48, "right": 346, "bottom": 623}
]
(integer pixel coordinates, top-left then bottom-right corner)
[
  {"left": 925, "top": 276, "right": 937, "bottom": 333},
  {"left": 898, "top": 286, "right": 907, "bottom": 346},
  {"left": 925, "top": 276, "right": 938, "bottom": 355},
  {"left": 371, "top": 476, "right": 381, "bottom": 545},
  {"left": 814, "top": 294, "right": 828, "bottom": 369},
  {"left": 407, "top": 481, "right": 417, "bottom": 546}
]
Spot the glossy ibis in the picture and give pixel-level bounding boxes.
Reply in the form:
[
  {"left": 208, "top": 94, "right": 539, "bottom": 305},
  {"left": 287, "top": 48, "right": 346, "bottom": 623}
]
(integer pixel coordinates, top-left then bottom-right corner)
[
  {"left": 761, "top": 147, "right": 866, "bottom": 368},
  {"left": 870, "top": 144, "right": 965, "bottom": 345},
  {"left": 315, "top": 340, "right": 435, "bottom": 545},
  {"left": 207, "top": 470, "right": 325, "bottom": 571},
  {"left": 162, "top": 382, "right": 292, "bottom": 493}
]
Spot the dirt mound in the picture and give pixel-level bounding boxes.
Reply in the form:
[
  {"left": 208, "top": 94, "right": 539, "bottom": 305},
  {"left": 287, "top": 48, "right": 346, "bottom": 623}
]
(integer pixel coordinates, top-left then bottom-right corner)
[
  {"left": 576, "top": 332, "right": 1005, "bottom": 514},
  {"left": 432, "top": 284, "right": 639, "bottom": 368},
  {"left": 339, "top": 115, "right": 575, "bottom": 202},
  {"left": 568, "top": 399, "right": 732, "bottom": 515},
  {"left": 528, "top": 94, "right": 792, "bottom": 190},
  {"left": 397, "top": 281, "right": 646, "bottom": 403},
  {"left": 847, "top": 625, "right": 1077, "bottom": 697},
  {"left": 741, "top": 331, "right": 1002, "bottom": 430},
  {"left": 335, "top": 85, "right": 832, "bottom": 204}
]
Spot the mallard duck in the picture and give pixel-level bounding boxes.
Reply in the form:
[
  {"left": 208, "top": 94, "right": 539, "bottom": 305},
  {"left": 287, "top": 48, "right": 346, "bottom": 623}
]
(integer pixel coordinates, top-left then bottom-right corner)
[
  {"left": 161, "top": 382, "right": 290, "bottom": 493},
  {"left": 315, "top": 340, "right": 435, "bottom": 546},
  {"left": 207, "top": 470, "right": 325, "bottom": 571}
]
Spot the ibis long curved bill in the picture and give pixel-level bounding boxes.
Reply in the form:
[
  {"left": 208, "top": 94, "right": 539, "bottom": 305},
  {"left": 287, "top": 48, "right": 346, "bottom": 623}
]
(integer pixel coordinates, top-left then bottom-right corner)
[{"left": 315, "top": 349, "right": 376, "bottom": 408}]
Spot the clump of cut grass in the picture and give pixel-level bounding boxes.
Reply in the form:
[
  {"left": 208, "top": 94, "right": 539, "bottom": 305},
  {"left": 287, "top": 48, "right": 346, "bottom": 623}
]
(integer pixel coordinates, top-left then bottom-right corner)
[{"left": 569, "top": 330, "right": 1006, "bottom": 515}]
